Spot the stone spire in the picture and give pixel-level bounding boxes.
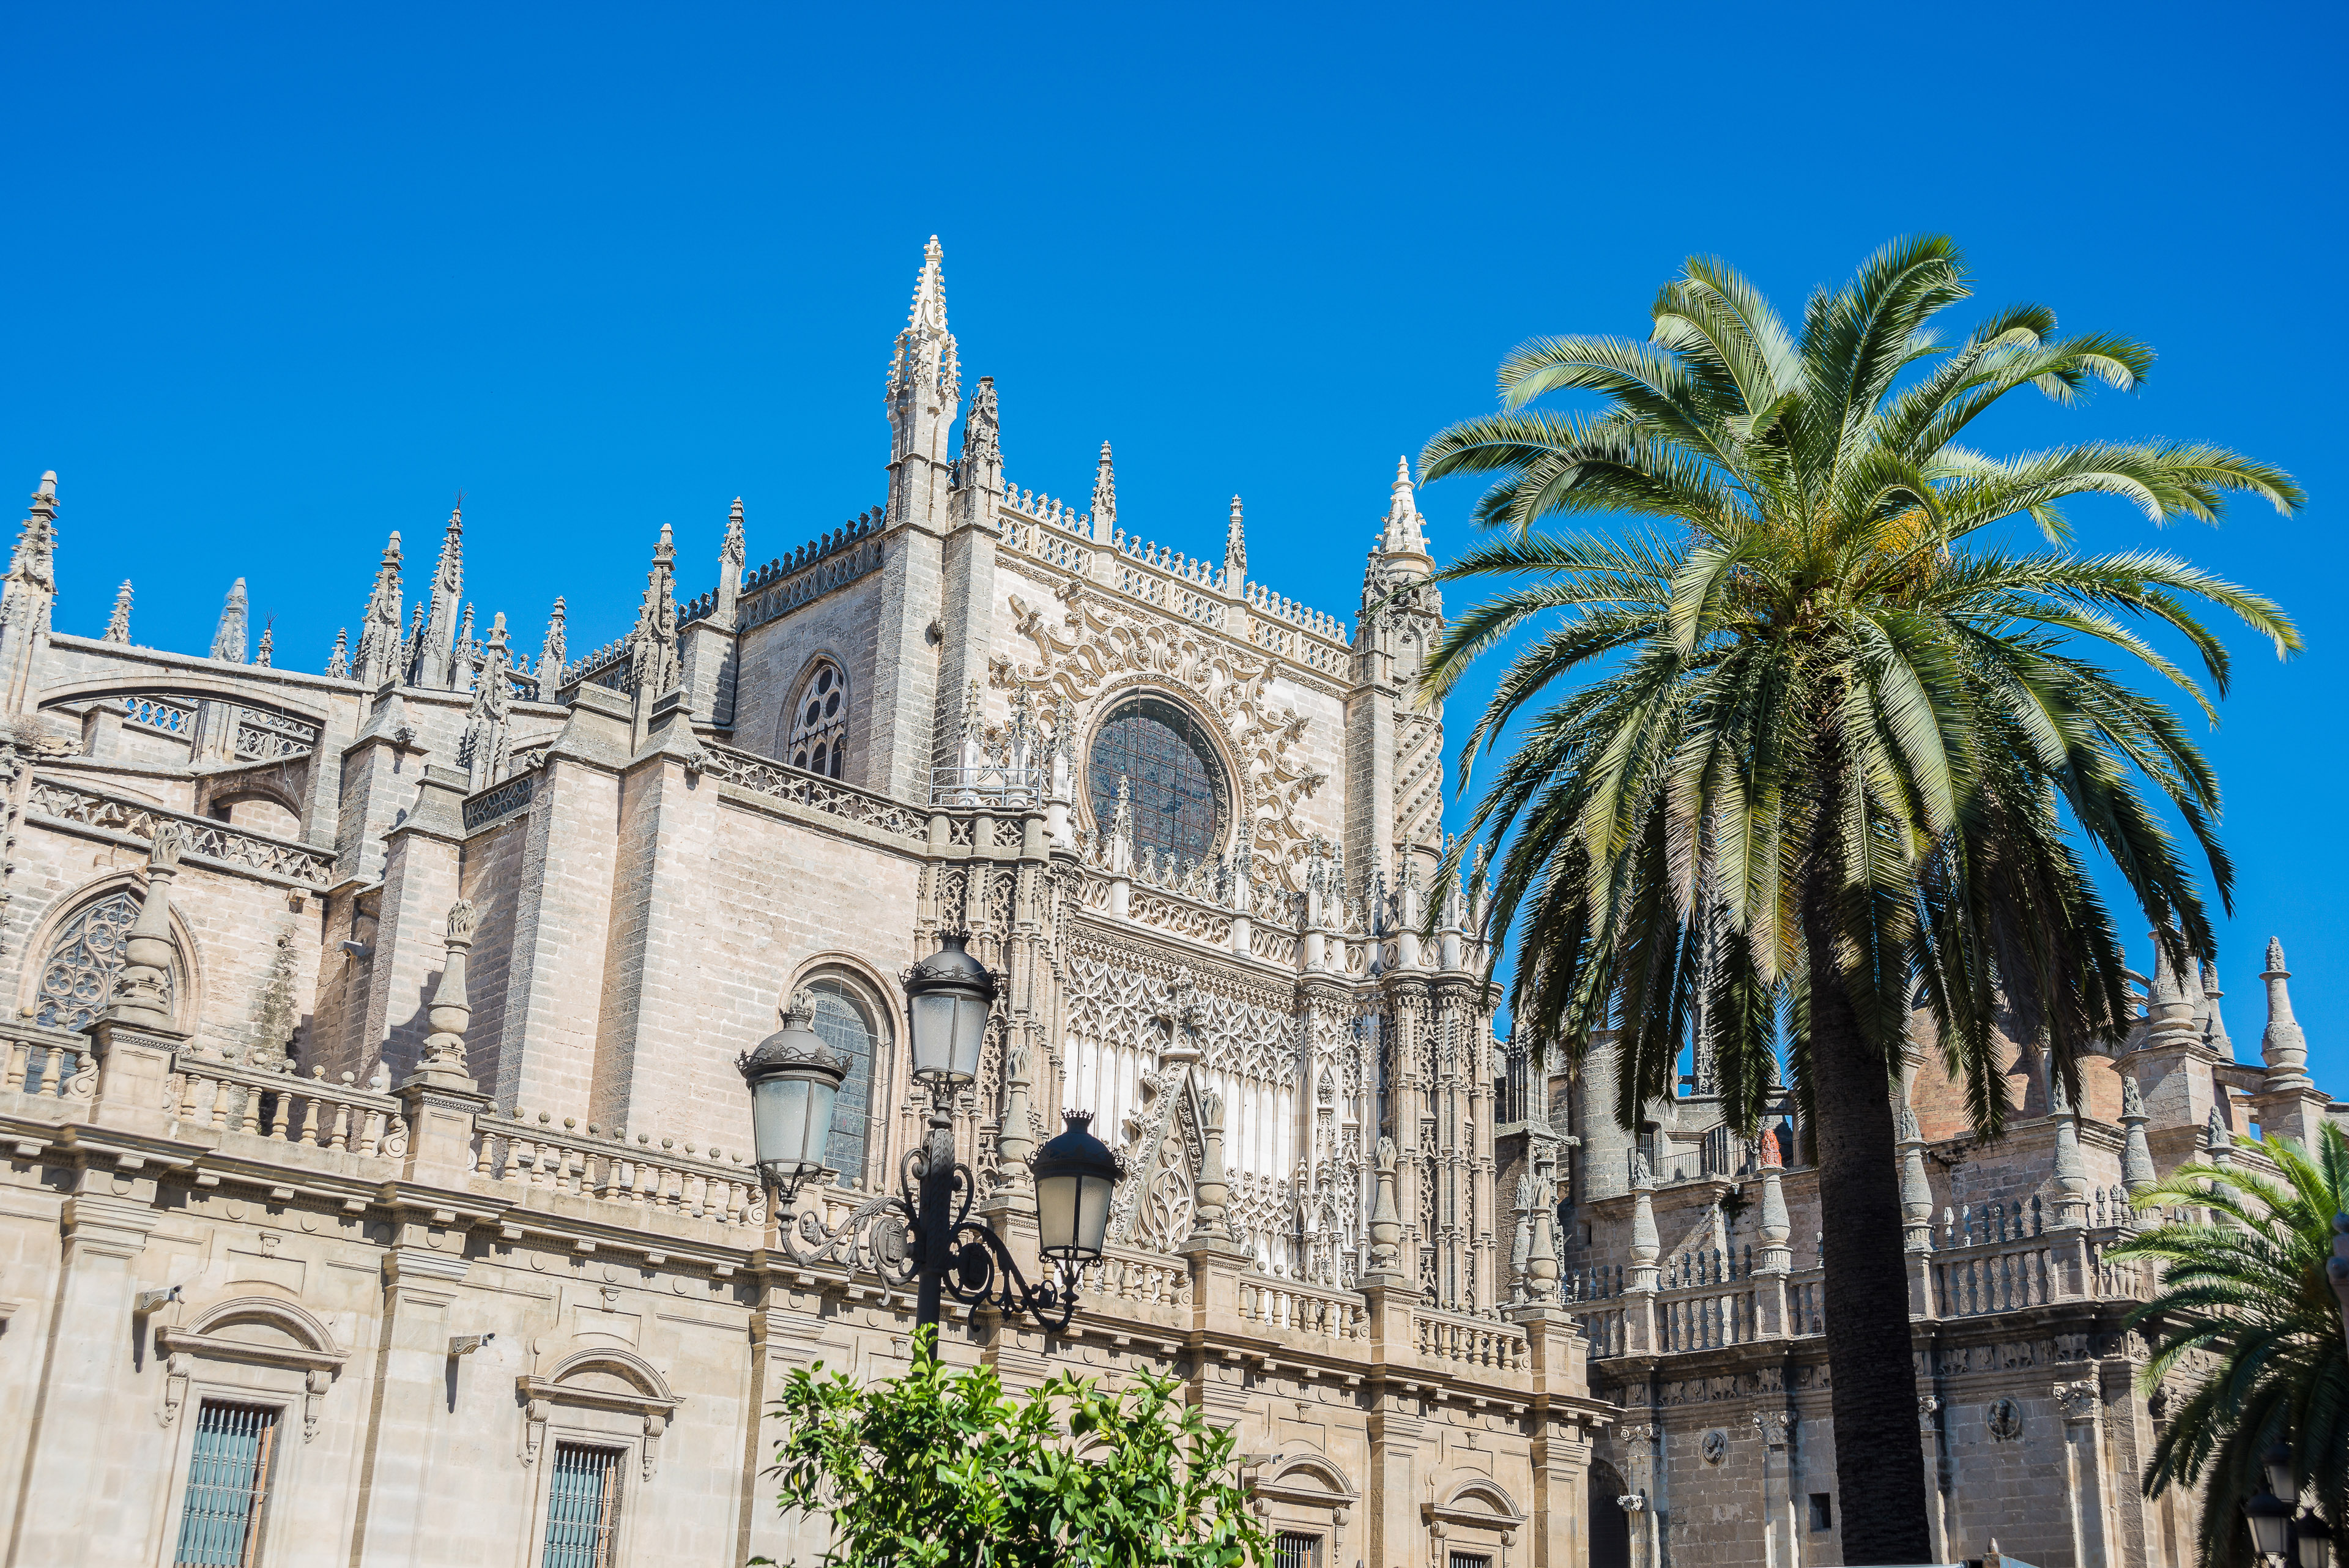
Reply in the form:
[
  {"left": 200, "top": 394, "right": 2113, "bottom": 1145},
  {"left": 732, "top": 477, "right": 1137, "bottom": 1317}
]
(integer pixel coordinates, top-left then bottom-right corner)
[
  {"left": 354, "top": 531, "right": 404, "bottom": 688},
  {"left": 254, "top": 620, "right": 273, "bottom": 669},
  {"left": 2260, "top": 938, "right": 2311, "bottom": 1088},
  {"left": 715, "top": 499, "right": 746, "bottom": 626},
  {"left": 0, "top": 474, "right": 60, "bottom": 716},
  {"left": 104, "top": 823, "right": 184, "bottom": 1030},
  {"left": 960, "top": 377, "right": 1003, "bottom": 499},
  {"left": 2202, "top": 970, "right": 2235, "bottom": 1061},
  {"left": 627, "top": 524, "right": 680, "bottom": 725},
  {"left": 103, "top": 581, "right": 132, "bottom": 644},
  {"left": 414, "top": 899, "right": 480, "bottom": 1083},
  {"left": 1224, "top": 494, "right": 1246, "bottom": 585},
  {"left": 210, "top": 579, "right": 250, "bottom": 664},
  {"left": 325, "top": 628, "right": 349, "bottom": 679},
  {"left": 1091, "top": 442, "right": 1117, "bottom": 540},
  {"left": 407, "top": 506, "right": 464, "bottom": 687},
  {"left": 535, "top": 596, "right": 567, "bottom": 695},
  {"left": 461, "top": 614, "right": 513, "bottom": 790},
  {"left": 1898, "top": 1104, "right": 1935, "bottom": 1249},
  {"left": 2049, "top": 1074, "right": 2088, "bottom": 1228},
  {"left": 885, "top": 237, "right": 960, "bottom": 535},
  {"left": 2146, "top": 929, "right": 2202, "bottom": 1049},
  {"left": 2120, "top": 1074, "right": 2156, "bottom": 1193},
  {"left": 1628, "top": 1151, "right": 1661, "bottom": 1290},
  {"left": 454, "top": 601, "right": 477, "bottom": 691},
  {"left": 1381, "top": 455, "right": 1430, "bottom": 562}
]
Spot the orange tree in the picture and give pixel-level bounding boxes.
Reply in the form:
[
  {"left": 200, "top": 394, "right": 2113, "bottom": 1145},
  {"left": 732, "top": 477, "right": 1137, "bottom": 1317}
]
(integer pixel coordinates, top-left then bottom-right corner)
[{"left": 762, "top": 1325, "right": 1264, "bottom": 1568}]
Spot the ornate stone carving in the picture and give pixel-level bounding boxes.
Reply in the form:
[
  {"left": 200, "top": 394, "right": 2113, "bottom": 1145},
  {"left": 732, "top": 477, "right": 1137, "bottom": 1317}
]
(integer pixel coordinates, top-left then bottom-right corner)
[
  {"left": 1985, "top": 1396, "right": 2024, "bottom": 1441},
  {"left": 990, "top": 583, "right": 1327, "bottom": 884}
]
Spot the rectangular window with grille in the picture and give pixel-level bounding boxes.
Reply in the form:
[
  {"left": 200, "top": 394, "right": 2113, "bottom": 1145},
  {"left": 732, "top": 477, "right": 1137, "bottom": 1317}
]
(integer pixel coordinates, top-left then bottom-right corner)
[
  {"left": 542, "top": 1443, "right": 626, "bottom": 1568},
  {"left": 173, "top": 1400, "right": 279, "bottom": 1568},
  {"left": 1274, "top": 1533, "right": 1321, "bottom": 1568},
  {"left": 1449, "top": 1553, "right": 1493, "bottom": 1568}
]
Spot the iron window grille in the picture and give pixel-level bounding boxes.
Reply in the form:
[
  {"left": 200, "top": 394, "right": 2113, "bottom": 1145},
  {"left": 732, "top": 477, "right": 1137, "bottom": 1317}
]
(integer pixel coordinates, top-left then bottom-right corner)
[
  {"left": 173, "top": 1400, "right": 279, "bottom": 1568},
  {"left": 542, "top": 1443, "right": 626, "bottom": 1568}
]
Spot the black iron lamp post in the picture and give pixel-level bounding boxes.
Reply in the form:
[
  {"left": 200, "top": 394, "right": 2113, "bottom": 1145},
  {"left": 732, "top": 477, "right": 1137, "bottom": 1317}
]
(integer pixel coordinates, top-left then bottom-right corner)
[
  {"left": 2246, "top": 1441, "right": 2333, "bottom": 1568},
  {"left": 743, "top": 934, "right": 1123, "bottom": 1342}
]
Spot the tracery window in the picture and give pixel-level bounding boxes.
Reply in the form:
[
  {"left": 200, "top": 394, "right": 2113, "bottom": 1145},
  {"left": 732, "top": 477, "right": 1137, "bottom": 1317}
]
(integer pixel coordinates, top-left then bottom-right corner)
[
  {"left": 37, "top": 888, "right": 163, "bottom": 1033},
  {"left": 787, "top": 660, "right": 848, "bottom": 778},
  {"left": 803, "top": 976, "right": 881, "bottom": 1183},
  {"left": 1086, "top": 696, "right": 1226, "bottom": 866}
]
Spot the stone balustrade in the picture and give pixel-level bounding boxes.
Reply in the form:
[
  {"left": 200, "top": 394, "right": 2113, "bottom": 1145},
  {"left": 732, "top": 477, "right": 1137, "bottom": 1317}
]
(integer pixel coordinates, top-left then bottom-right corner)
[
  {"left": 472, "top": 1109, "right": 769, "bottom": 1229},
  {"left": 171, "top": 1054, "right": 408, "bottom": 1161},
  {"left": 26, "top": 776, "right": 338, "bottom": 887},
  {"left": 701, "top": 745, "right": 931, "bottom": 844},
  {"left": 1238, "top": 1274, "right": 1366, "bottom": 1340},
  {"left": 1413, "top": 1306, "right": 1528, "bottom": 1374},
  {"left": 1, "top": 1027, "right": 95, "bottom": 1102}
]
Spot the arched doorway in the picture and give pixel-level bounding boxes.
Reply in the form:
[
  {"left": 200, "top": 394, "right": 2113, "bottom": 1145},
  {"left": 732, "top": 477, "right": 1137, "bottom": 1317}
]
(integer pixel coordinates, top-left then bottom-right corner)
[{"left": 1588, "top": 1460, "right": 1631, "bottom": 1568}]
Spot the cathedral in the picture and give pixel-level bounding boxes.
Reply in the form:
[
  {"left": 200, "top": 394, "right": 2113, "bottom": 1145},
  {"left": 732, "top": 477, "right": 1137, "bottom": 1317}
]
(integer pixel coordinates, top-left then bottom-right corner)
[{"left": 0, "top": 238, "right": 2338, "bottom": 1568}]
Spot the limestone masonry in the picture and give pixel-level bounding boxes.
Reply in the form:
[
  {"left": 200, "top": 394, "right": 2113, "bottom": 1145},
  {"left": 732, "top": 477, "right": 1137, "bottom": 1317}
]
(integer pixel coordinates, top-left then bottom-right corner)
[{"left": 0, "top": 239, "right": 2338, "bottom": 1568}]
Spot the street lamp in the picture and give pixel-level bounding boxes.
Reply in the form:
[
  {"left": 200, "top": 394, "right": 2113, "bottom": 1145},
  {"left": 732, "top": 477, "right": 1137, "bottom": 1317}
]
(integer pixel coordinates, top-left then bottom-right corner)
[
  {"left": 2249, "top": 1492, "right": 2293, "bottom": 1564},
  {"left": 2296, "top": 1510, "right": 2333, "bottom": 1568},
  {"left": 2247, "top": 1441, "right": 2296, "bottom": 1567},
  {"left": 736, "top": 992, "right": 847, "bottom": 1200},
  {"left": 748, "top": 936, "right": 1124, "bottom": 1342},
  {"left": 1032, "top": 1111, "right": 1119, "bottom": 1262}
]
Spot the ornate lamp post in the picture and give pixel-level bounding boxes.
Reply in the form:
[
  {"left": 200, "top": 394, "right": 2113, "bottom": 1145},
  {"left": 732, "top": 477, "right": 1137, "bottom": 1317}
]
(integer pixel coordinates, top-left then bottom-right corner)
[
  {"left": 2246, "top": 1441, "right": 2333, "bottom": 1568},
  {"left": 743, "top": 933, "right": 1123, "bottom": 1341}
]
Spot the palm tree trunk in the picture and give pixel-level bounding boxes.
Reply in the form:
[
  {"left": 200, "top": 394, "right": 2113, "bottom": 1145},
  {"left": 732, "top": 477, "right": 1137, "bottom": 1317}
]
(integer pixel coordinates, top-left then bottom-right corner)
[{"left": 1802, "top": 874, "right": 1932, "bottom": 1564}]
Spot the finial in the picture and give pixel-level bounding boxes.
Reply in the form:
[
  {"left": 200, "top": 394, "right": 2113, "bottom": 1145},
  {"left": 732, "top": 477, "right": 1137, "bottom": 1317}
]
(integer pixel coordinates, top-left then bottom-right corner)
[
  {"left": 724, "top": 498, "right": 746, "bottom": 561},
  {"left": 103, "top": 580, "right": 132, "bottom": 643},
  {"left": 1092, "top": 442, "right": 1117, "bottom": 528},
  {"left": 1382, "top": 455, "right": 1428, "bottom": 557},
  {"left": 327, "top": 627, "right": 349, "bottom": 678},
  {"left": 887, "top": 236, "right": 959, "bottom": 411},
  {"left": 254, "top": 620, "right": 274, "bottom": 668},
  {"left": 2261, "top": 936, "right": 2311, "bottom": 1088},
  {"left": 210, "top": 578, "right": 250, "bottom": 664},
  {"left": 1225, "top": 494, "right": 1247, "bottom": 578},
  {"left": 32, "top": 471, "right": 56, "bottom": 503}
]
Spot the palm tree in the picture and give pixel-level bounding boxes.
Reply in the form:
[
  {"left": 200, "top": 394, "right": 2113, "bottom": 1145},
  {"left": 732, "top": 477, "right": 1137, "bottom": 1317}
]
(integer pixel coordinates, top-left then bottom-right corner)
[
  {"left": 1417, "top": 236, "right": 2303, "bottom": 1560},
  {"left": 2110, "top": 1126, "right": 2349, "bottom": 1568}
]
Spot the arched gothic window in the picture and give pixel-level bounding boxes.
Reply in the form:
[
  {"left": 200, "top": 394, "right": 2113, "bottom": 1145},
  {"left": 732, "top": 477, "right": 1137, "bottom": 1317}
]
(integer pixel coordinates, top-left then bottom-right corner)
[
  {"left": 36, "top": 889, "right": 166, "bottom": 1033},
  {"left": 787, "top": 661, "right": 848, "bottom": 779},
  {"left": 802, "top": 976, "right": 881, "bottom": 1183}
]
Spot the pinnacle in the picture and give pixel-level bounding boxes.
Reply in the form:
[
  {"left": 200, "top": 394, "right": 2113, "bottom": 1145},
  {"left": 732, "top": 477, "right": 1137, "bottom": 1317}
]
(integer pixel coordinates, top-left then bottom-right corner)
[
  {"left": 34, "top": 472, "right": 56, "bottom": 499},
  {"left": 1393, "top": 455, "right": 1412, "bottom": 491}
]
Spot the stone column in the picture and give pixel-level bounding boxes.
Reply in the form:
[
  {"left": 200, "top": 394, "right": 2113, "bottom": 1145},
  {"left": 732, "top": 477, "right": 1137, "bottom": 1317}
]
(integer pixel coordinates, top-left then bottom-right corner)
[
  {"left": 397, "top": 899, "right": 494, "bottom": 1186},
  {"left": 2056, "top": 1378, "right": 2113, "bottom": 1568},
  {"left": 487, "top": 685, "right": 629, "bottom": 1116},
  {"left": 1751, "top": 1409, "right": 1795, "bottom": 1568},
  {"left": 1919, "top": 1395, "right": 1949, "bottom": 1563},
  {"left": 87, "top": 824, "right": 193, "bottom": 1138},
  {"left": 1625, "top": 1155, "right": 1660, "bottom": 1354},
  {"left": 346, "top": 1245, "right": 472, "bottom": 1568},
  {"left": 1899, "top": 1105, "right": 1936, "bottom": 1317},
  {"left": 6, "top": 1164, "right": 165, "bottom": 1566},
  {"left": 590, "top": 697, "right": 722, "bottom": 1135},
  {"left": 1753, "top": 1134, "right": 1792, "bottom": 1337},
  {"left": 358, "top": 764, "right": 468, "bottom": 1085}
]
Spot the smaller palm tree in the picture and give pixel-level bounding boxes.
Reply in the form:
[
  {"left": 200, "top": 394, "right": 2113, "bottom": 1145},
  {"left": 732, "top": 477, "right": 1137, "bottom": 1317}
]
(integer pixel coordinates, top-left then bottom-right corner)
[{"left": 2112, "top": 1123, "right": 2349, "bottom": 1568}]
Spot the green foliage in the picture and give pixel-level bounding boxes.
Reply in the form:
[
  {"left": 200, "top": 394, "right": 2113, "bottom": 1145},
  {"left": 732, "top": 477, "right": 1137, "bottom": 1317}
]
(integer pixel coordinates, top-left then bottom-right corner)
[
  {"left": 760, "top": 1326, "right": 1265, "bottom": 1568},
  {"left": 2111, "top": 1126, "right": 2349, "bottom": 1568},
  {"left": 1415, "top": 235, "right": 2302, "bottom": 1560},
  {"left": 1418, "top": 235, "right": 2302, "bottom": 1135}
]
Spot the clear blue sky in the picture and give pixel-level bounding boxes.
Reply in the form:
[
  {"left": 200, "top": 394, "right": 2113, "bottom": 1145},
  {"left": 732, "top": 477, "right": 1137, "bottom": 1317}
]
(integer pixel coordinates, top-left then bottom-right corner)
[{"left": 5, "top": 3, "right": 2343, "bottom": 1089}]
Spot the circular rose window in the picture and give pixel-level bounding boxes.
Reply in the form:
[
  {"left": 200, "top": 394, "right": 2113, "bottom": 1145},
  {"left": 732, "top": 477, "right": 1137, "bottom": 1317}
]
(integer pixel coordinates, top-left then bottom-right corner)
[{"left": 1087, "top": 696, "right": 1226, "bottom": 866}]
